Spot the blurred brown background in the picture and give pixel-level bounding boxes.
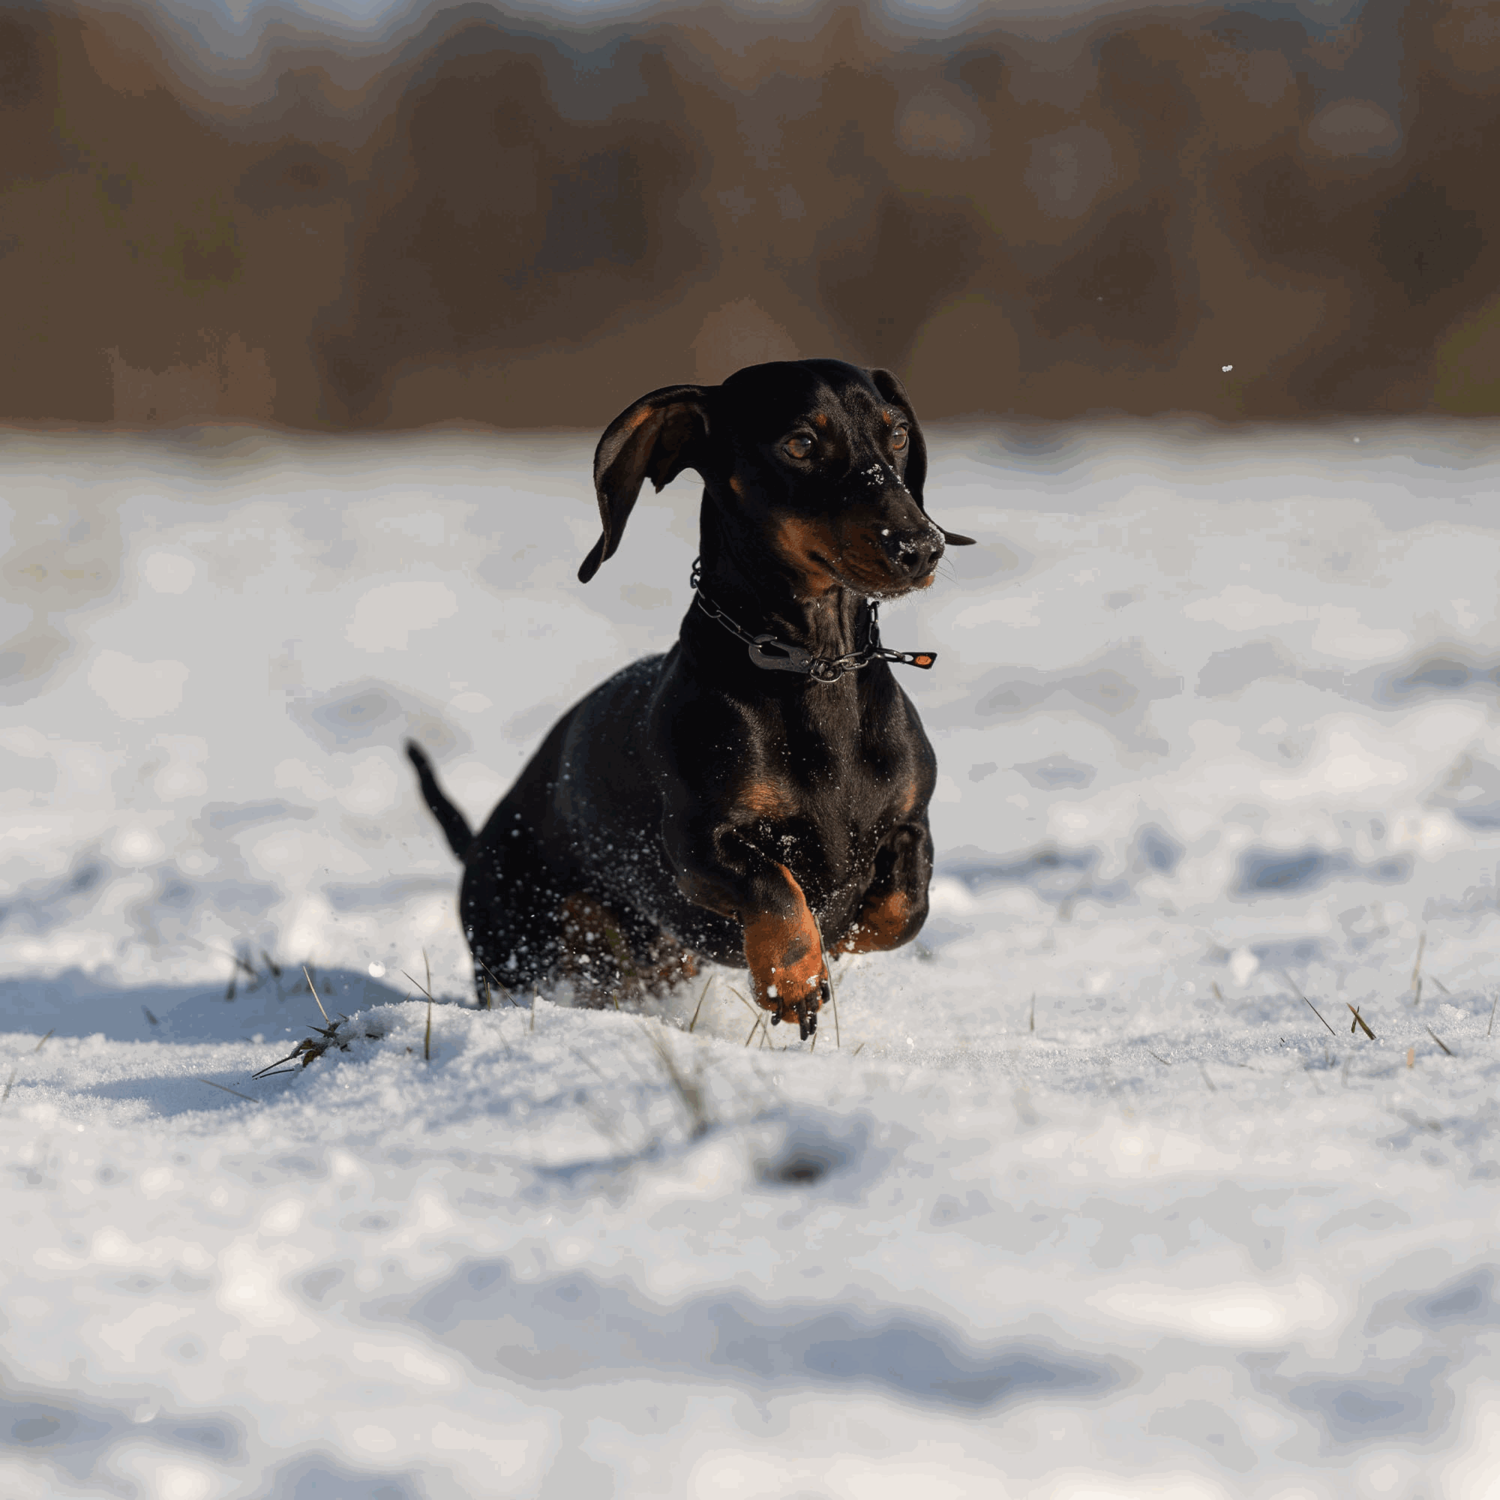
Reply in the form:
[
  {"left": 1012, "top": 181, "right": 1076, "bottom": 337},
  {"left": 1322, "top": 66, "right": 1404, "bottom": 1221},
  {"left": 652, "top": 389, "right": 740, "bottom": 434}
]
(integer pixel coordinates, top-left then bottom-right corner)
[{"left": 2, "top": 0, "right": 1498, "bottom": 429}]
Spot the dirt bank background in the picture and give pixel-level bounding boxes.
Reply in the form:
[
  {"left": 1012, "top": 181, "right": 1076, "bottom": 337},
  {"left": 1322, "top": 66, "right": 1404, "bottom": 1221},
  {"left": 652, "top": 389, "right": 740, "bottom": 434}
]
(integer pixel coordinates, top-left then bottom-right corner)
[{"left": 3, "top": 0, "right": 1498, "bottom": 428}]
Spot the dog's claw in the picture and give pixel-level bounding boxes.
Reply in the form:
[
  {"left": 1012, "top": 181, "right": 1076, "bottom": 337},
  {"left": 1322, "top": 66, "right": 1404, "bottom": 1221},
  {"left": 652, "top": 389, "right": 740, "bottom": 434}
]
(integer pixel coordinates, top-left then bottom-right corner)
[{"left": 763, "top": 971, "right": 828, "bottom": 1040}]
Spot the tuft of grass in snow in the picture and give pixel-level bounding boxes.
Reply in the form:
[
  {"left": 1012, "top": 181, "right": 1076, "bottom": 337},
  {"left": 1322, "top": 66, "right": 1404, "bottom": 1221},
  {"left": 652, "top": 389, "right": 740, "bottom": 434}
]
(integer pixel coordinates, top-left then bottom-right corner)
[{"left": 251, "top": 967, "right": 387, "bottom": 1078}]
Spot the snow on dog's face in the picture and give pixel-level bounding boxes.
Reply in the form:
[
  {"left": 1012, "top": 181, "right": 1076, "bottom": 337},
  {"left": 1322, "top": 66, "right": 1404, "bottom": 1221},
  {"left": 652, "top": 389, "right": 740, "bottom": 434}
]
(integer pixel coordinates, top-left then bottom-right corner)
[{"left": 578, "top": 358, "right": 973, "bottom": 597}]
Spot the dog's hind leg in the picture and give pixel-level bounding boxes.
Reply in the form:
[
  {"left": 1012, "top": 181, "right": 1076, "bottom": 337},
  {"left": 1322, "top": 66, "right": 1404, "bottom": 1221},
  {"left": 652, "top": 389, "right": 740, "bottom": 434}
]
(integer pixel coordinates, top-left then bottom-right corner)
[
  {"left": 459, "top": 826, "right": 568, "bottom": 1006},
  {"left": 405, "top": 741, "right": 561, "bottom": 1003}
]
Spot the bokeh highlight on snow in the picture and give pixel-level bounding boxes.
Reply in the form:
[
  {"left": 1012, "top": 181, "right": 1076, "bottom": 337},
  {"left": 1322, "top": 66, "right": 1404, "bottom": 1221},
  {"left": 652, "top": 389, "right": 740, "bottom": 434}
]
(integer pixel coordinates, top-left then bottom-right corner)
[{"left": 3, "top": 424, "right": 1499, "bottom": 1497}]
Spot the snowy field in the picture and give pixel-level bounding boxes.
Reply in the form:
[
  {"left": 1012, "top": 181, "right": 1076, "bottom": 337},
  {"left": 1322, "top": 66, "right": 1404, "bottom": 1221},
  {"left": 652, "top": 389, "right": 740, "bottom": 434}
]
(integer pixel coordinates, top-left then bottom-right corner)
[{"left": 3, "top": 420, "right": 1500, "bottom": 1498}]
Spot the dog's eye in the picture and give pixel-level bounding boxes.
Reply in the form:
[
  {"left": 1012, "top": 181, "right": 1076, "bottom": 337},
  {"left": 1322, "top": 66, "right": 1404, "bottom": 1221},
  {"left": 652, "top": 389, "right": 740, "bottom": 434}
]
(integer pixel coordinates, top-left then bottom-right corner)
[
  {"left": 890, "top": 423, "right": 910, "bottom": 452},
  {"left": 784, "top": 434, "right": 815, "bottom": 461}
]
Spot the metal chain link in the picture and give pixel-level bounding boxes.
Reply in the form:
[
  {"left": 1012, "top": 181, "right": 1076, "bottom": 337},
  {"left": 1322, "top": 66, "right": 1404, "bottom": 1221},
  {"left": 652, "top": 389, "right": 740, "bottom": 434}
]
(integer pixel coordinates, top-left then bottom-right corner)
[{"left": 688, "top": 557, "right": 936, "bottom": 682}]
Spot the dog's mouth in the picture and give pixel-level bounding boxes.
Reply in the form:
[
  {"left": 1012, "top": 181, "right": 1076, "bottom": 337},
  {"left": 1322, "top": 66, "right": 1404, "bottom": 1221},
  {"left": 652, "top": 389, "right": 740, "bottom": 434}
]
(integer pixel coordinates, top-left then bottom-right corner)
[
  {"left": 817, "top": 553, "right": 938, "bottom": 599},
  {"left": 774, "top": 515, "right": 943, "bottom": 599},
  {"left": 833, "top": 523, "right": 945, "bottom": 597}
]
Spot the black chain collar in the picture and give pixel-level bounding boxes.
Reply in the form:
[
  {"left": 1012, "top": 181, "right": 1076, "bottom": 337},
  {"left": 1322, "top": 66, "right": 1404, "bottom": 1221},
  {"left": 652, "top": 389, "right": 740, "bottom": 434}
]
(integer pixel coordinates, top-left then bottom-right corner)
[{"left": 689, "top": 557, "right": 937, "bottom": 683}]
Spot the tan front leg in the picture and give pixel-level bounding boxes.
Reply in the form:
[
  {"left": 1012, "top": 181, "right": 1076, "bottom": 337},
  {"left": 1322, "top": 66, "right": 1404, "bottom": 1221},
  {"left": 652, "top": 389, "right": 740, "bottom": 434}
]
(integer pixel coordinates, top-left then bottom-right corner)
[{"left": 742, "top": 863, "right": 827, "bottom": 1032}]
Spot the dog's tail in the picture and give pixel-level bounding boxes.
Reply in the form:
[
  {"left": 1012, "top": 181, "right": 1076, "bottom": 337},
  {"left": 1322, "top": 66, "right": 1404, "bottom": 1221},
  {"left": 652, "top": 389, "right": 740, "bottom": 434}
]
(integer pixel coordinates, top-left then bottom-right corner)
[{"left": 405, "top": 741, "right": 474, "bottom": 860}]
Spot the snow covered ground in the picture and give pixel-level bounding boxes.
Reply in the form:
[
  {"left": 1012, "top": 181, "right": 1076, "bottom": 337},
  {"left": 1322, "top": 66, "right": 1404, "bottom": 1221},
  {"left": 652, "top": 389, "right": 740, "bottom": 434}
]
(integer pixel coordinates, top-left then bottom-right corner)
[{"left": 3, "top": 419, "right": 1499, "bottom": 1498}]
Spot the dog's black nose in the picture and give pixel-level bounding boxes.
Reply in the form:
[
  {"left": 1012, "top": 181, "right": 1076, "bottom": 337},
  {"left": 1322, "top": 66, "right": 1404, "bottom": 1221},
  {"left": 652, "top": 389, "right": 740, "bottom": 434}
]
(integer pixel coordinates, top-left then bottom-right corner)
[{"left": 880, "top": 524, "right": 943, "bottom": 579}]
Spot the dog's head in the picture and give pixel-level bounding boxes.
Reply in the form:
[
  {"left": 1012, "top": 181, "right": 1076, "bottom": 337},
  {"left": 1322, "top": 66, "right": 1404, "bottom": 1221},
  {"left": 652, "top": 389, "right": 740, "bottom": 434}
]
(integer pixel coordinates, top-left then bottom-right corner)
[{"left": 578, "top": 359, "right": 974, "bottom": 595}]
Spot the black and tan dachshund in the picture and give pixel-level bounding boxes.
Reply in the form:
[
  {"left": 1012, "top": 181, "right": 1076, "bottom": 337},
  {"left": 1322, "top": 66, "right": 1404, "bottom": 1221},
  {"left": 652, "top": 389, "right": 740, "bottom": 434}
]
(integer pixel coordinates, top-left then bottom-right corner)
[{"left": 406, "top": 359, "right": 973, "bottom": 1038}]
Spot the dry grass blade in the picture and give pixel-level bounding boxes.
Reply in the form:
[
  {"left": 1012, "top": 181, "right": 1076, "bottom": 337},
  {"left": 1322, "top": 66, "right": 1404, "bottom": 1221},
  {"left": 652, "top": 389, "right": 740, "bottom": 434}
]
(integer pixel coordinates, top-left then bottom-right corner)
[
  {"left": 142, "top": 1006, "right": 159, "bottom": 1027},
  {"left": 1211, "top": 981, "right": 1225, "bottom": 1001},
  {"left": 1489, "top": 992, "right": 1497, "bottom": 1039},
  {"left": 401, "top": 968, "right": 434, "bottom": 1001},
  {"left": 1, "top": 1065, "right": 16, "bottom": 1105},
  {"left": 425, "top": 996, "right": 433, "bottom": 1062},
  {"left": 33, "top": 1029, "right": 54, "bottom": 1053},
  {"left": 727, "top": 984, "right": 757, "bottom": 1018},
  {"left": 1029, "top": 993, "right": 1036, "bottom": 1033},
  {"left": 1279, "top": 968, "right": 1337, "bottom": 1037},
  {"left": 477, "top": 958, "right": 521, "bottom": 1008},
  {"left": 727, "top": 985, "right": 774, "bottom": 1046},
  {"left": 642, "top": 1023, "right": 712, "bottom": 1139},
  {"left": 1425, "top": 1025, "right": 1455, "bottom": 1057},
  {"left": 850, "top": 1042, "right": 865, "bottom": 1057},
  {"left": 687, "top": 975, "right": 713, "bottom": 1033},
  {"left": 1407, "top": 1045, "right": 1415, "bottom": 1069},
  {"left": 197, "top": 1077, "right": 258, "bottom": 1103},
  {"left": 808, "top": 913, "right": 840, "bottom": 1047},
  {"left": 1145, "top": 1049, "right": 1170, "bottom": 1066},
  {"left": 1346, "top": 1004, "right": 1376, "bottom": 1041},
  {"left": 304, "top": 966, "right": 331, "bottom": 1023},
  {"left": 1410, "top": 930, "right": 1426, "bottom": 1006},
  {"left": 1197, "top": 1061, "right": 1217, "bottom": 1093},
  {"left": 252, "top": 1051, "right": 303, "bottom": 1079}
]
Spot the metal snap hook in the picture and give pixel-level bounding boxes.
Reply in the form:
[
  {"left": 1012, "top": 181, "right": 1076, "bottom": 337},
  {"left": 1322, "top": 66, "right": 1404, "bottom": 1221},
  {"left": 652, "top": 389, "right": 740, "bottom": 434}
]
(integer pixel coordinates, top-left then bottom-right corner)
[{"left": 749, "top": 636, "right": 811, "bottom": 673}]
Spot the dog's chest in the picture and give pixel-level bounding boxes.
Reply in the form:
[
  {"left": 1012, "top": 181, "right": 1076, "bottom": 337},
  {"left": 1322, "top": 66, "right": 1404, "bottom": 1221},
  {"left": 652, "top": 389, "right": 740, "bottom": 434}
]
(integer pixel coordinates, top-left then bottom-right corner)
[{"left": 740, "top": 720, "right": 919, "bottom": 876}]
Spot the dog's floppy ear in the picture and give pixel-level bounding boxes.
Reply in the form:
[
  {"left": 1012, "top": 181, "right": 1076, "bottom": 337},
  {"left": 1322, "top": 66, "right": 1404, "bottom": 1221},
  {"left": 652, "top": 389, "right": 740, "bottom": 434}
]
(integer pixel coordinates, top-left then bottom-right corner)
[
  {"left": 580, "top": 385, "right": 710, "bottom": 583},
  {"left": 869, "top": 367, "right": 975, "bottom": 547}
]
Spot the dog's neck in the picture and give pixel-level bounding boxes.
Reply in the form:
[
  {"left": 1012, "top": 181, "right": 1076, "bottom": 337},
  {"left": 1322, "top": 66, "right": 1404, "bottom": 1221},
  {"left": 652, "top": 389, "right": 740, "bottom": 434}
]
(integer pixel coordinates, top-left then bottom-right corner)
[{"left": 692, "top": 535, "right": 871, "bottom": 665}]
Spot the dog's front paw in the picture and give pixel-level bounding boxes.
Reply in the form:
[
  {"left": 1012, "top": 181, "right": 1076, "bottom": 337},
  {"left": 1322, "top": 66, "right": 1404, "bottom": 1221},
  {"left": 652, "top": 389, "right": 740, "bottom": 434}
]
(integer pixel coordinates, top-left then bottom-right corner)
[
  {"left": 767, "top": 972, "right": 827, "bottom": 1040},
  {"left": 744, "top": 908, "right": 826, "bottom": 1036},
  {"left": 752, "top": 955, "right": 827, "bottom": 1019}
]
